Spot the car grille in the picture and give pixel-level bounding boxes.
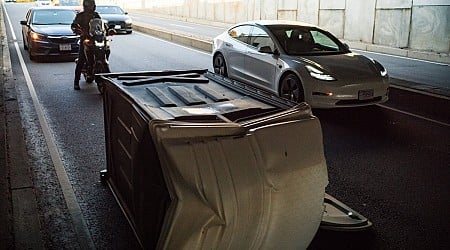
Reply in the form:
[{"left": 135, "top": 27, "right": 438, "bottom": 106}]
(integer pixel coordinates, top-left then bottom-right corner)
[
  {"left": 47, "top": 36, "right": 79, "bottom": 44},
  {"left": 335, "top": 96, "right": 383, "bottom": 105}
]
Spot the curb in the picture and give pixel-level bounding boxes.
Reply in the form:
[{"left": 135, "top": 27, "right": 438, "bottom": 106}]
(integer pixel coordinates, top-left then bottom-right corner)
[
  {"left": 1, "top": 3, "right": 44, "bottom": 249},
  {"left": 133, "top": 21, "right": 212, "bottom": 52}
]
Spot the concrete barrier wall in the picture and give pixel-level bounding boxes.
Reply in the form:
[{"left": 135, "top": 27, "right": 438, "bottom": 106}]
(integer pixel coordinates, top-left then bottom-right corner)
[{"left": 97, "top": 0, "right": 449, "bottom": 55}]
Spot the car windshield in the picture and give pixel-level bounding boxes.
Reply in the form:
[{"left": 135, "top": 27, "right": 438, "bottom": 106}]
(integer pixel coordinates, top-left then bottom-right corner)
[
  {"left": 32, "top": 9, "right": 76, "bottom": 25},
  {"left": 267, "top": 25, "right": 345, "bottom": 55},
  {"left": 96, "top": 6, "right": 124, "bottom": 14}
]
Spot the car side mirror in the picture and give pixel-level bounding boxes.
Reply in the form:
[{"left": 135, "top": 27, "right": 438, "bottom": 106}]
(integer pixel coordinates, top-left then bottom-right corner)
[
  {"left": 258, "top": 46, "right": 273, "bottom": 54},
  {"left": 125, "top": 12, "right": 128, "bottom": 15},
  {"left": 20, "top": 20, "right": 27, "bottom": 25},
  {"left": 273, "top": 48, "right": 280, "bottom": 56},
  {"left": 343, "top": 43, "right": 350, "bottom": 51}
]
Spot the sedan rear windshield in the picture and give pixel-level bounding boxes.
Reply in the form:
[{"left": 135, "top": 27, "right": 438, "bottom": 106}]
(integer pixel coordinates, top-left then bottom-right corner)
[
  {"left": 96, "top": 6, "right": 125, "bottom": 14},
  {"left": 267, "top": 25, "right": 346, "bottom": 56}
]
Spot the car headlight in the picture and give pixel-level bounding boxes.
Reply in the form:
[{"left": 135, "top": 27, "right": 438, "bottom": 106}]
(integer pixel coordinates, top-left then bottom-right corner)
[
  {"left": 370, "top": 58, "right": 388, "bottom": 77},
  {"left": 30, "top": 30, "right": 46, "bottom": 41},
  {"left": 125, "top": 18, "right": 132, "bottom": 24},
  {"left": 305, "top": 65, "right": 336, "bottom": 81}
]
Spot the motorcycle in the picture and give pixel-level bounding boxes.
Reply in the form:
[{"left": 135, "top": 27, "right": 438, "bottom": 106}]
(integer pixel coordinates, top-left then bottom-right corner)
[{"left": 74, "top": 18, "right": 115, "bottom": 94}]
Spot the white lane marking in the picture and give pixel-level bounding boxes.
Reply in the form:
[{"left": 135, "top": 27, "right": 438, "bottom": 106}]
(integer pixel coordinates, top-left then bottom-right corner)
[
  {"left": 4, "top": 7, "right": 95, "bottom": 250},
  {"left": 390, "top": 84, "right": 450, "bottom": 100},
  {"left": 377, "top": 104, "right": 450, "bottom": 127},
  {"left": 353, "top": 49, "right": 449, "bottom": 66}
]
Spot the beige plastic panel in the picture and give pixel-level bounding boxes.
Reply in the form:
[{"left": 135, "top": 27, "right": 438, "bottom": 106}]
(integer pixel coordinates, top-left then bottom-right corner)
[{"left": 150, "top": 110, "right": 328, "bottom": 249}]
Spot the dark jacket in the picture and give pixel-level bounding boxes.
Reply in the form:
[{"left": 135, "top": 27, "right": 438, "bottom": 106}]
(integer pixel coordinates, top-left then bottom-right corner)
[{"left": 71, "top": 10, "right": 101, "bottom": 39}]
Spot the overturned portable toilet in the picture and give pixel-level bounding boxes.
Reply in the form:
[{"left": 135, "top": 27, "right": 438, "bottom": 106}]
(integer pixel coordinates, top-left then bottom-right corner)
[{"left": 100, "top": 69, "right": 329, "bottom": 249}]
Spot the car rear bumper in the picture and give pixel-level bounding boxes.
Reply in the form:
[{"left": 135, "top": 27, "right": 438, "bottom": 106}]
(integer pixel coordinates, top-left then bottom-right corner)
[{"left": 107, "top": 22, "right": 132, "bottom": 33}]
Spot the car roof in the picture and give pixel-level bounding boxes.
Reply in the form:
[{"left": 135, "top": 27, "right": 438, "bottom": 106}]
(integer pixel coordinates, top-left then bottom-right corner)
[
  {"left": 30, "top": 6, "right": 76, "bottom": 11},
  {"left": 237, "top": 20, "right": 319, "bottom": 29},
  {"left": 96, "top": 4, "right": 122, "bottom": 7}
]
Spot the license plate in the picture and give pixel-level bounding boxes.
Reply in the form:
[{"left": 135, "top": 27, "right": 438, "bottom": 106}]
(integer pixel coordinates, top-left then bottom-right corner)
[
  {"left": 114, "top": 24, "right": 121, "bottom": 29},
  {"left": 59, "top": 44, "right": 71, "bottom": 51},
  {"left": 358, "top": 89, "right": 374, "bottom": 100}
]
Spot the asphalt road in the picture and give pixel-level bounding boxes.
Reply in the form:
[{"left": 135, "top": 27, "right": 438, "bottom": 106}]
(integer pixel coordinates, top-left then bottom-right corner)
[{"left": 4, "top": 3, "right": 450, "bottom": 249}]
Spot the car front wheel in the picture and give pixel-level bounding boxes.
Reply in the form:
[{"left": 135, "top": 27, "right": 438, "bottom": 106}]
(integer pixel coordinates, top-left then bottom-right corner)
[
  {"left": 279, "top": 73, "right": 305, "bottom": 103},
  {"left": 213, "top": 53, "right": 227, "bottom": 77}
]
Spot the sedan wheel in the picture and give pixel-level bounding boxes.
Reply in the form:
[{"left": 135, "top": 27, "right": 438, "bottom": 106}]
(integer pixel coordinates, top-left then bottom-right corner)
[
  {"left": 279, "top": 73, "right": 304, "bottom": 103},
  {"left": 213, "top": 53, "right": 227, "bottom": 76}
]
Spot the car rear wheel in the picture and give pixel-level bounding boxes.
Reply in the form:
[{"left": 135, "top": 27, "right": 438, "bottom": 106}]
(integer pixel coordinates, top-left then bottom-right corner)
[
  {"left": 279, "top": 73, "right": 305, "bottom": 103},
  {"left": 213, "top": 53, "right": 227, "bottom": 77}
]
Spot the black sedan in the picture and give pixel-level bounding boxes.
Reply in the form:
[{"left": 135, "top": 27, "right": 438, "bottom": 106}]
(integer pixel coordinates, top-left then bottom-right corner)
[
  {"left": 20, "top": 7, "right": 79, "bottom": 60},
  {"left": 96, "top": 5, "right": 132, "bottom": 34}
]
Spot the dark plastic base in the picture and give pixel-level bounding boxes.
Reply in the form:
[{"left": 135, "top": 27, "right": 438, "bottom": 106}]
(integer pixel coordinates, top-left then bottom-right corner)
[{"left": 320, "top": 193, "right": 372, "bottom": 231}]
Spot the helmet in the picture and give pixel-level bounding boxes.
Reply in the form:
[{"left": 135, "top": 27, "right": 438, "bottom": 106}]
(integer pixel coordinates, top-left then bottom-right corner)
[{"left": 83, "top": 0, "right": 96, "bottom": 11}]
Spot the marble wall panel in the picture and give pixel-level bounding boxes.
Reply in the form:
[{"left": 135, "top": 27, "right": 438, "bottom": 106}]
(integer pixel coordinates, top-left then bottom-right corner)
[
  {"left": 319, "top": 9, "right": 344, "bottom": 38},
  {"left": 410, "top": 5, "right": 450, "bottom": 52},
  {"left": 374, "top": 9, "right": 411, "bottom": 47},
  {"left": 344, "top": 0, "right": 376, "bottom": 43}
]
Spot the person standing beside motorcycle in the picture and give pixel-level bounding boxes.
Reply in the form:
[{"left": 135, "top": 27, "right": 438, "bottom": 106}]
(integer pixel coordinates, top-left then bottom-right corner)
[{"left": 71, "top": 0, "right": 101, "bottom": 90}]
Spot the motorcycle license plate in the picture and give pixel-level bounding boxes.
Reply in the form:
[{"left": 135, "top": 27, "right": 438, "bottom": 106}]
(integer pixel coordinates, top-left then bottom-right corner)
[
  {"left": 114, "top": 24, "right": 121, "bottom": 29},
  {"left": 358, "top": 89, "right": 374, "bottom": 100},
  {"left": 59, "top": 44, "right": 71, "bottom": 51}
]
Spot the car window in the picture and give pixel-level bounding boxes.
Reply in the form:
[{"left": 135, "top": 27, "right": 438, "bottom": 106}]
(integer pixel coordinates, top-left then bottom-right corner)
[
  {"left": 249, "top": 26, "right": 275, "bottom": 52},
  {"left": 96, "top": 6, "right": 124, "bottom": 15},
  {"left": 228, "top": 25, "right": 252, "bottom": 45},
  {"left": 267, "top": 25, "right": 344, "bottom": 55},
  {"left": 32, "top": 10, "right": 76, "bottom": 25},
  {"left": 310, "top": 30, "right": 339, "bottom": 51}
]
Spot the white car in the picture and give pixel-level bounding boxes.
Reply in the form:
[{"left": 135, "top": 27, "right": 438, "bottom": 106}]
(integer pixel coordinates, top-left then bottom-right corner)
[
  {"left": 35, "top": 0, "right": 52, "bottom": 7},
  {"left": 213, "top": 20, "right": 389, "bottom": 108}
]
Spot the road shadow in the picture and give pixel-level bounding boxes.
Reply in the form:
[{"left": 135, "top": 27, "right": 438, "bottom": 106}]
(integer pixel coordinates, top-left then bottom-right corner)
[
  {"left": 308, "top": 228, "right": 377, "bottom": 250},
  {"left": 32, "top": 56, "right": 77, "bottom": 63}
]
